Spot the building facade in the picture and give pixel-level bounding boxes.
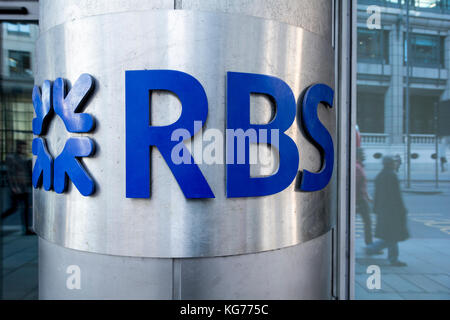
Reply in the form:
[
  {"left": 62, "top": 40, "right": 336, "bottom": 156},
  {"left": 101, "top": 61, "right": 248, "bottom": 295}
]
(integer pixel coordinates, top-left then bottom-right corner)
[
  {"left": 0, "top": 21, "right": 38, "bottom": 161},
  {"left": 357, "top": 0, "right": 450, "bottom": 173}
]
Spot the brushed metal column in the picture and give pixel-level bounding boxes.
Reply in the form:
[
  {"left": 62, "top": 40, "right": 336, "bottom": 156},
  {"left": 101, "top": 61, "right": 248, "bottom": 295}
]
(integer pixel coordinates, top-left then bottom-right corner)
[{"left": 36, "top": 0, "right": 335, "bottom": 299}]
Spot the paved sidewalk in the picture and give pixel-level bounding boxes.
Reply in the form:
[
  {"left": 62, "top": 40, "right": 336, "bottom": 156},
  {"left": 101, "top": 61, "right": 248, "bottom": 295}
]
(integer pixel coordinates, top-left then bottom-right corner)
[
  {"left": 1, "top": 227, "right": 38, "bottom": 300},
  {"left": 355, "top": 231, "right": 450, "bottom": 299},
  {"left": 355, "top": 178, "right": 450, "bottom": 299}
]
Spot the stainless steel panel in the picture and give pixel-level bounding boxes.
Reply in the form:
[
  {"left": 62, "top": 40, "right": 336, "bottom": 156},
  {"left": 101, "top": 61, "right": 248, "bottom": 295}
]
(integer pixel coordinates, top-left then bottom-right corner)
[
  {"left": 178, "top": 230, "right": 333, "bottom": 299},
  {"left": 39, "top": 0, "right": 175, "bottom": 34},
  {"left": 39, "top": 238, "right": 173, "bottom": 300},
  {"left": 179, "top": 0, "right": 333, "bottom": 42},
  {"left": 39, "top": 231, "right": 332, "bottom": 299},
  {"left": 34, "top": 9, "right": 335, "bottom": 258},
  {"left": 39, "top": 0, "right": 332, "bottom": 41}
]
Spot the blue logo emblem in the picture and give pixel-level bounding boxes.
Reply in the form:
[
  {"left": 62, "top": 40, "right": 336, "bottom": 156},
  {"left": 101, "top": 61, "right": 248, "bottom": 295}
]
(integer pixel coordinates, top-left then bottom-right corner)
[{"left": 32, "top": 74, "right": 96, "bottom": 196}]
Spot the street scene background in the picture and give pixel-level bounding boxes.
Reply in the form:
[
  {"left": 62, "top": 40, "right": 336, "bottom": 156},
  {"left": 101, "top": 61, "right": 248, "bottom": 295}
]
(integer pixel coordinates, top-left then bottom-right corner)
[
  {"left": 355, "top": 0, "right": 450, "bottom": 299},
  {"left": 0, "top": 0, "right": 449, "bottom": 300}
]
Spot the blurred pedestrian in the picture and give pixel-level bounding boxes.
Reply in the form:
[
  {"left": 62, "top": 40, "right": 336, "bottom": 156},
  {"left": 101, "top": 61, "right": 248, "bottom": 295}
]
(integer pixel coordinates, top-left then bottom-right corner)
[
  {"left": 393, "top": 154, "right": 402, "bottom": 173},
  {"left": 356, "top": 148, "right": 373, "bottom": 245},
  {"left": 366, "top": 155, "right": 409, "bottom": 266},
  {"left": 438, "top": 136, "right": 448, "bottom": 172},
  {"left": 1, "top": 140, "right": 33, "bottom": 235},
  {"left": 355, "top": 124, "right": 361, "bottom": 148}
]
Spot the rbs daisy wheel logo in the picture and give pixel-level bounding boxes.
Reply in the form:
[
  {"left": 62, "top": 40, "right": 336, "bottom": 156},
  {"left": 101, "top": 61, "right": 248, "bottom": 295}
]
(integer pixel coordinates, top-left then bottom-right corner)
[{"left": 32, "top": 74, "right": 96, "bottom": 196}]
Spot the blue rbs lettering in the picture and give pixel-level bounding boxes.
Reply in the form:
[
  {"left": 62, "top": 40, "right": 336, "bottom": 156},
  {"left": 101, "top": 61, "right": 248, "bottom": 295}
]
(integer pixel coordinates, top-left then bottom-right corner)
[
  {"left": 126, "top": 70, "right": 334, "bottom": 199},
  {"left": 33, "top": 71, "right": 334, "bottom": 198}
]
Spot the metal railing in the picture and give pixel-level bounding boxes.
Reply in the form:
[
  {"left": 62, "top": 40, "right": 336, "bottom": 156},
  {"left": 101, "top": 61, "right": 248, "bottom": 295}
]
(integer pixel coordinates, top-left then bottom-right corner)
[
  {"left": 404, "top": 134, "right": 436, "bottom": 144},
  {"left": 361, "top": 133, "right": 389, "bottom": 144},
  {"left": 361, "top": 133, "right": 437, "bottom": 144}
]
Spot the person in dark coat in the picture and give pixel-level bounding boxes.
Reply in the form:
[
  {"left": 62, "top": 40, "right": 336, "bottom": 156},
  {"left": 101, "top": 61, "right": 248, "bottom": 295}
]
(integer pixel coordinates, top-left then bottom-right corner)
[
  {"left": 366, "top": 155, "right": 409, "bottom": 266},
  {"left": 1, "top": 140, "right": 33, "bottom": 235}
]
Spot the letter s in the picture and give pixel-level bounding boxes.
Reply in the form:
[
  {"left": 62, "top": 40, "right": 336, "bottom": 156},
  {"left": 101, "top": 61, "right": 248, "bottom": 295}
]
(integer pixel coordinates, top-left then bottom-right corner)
[{"left": 298, "top": 84, "right": 334, "bottom": 192}]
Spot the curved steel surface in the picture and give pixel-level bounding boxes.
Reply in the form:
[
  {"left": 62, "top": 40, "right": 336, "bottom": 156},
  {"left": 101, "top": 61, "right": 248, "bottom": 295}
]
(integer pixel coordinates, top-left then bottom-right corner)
[
  {"left": 33, "top": 9, "right": 335, "bottom": 258},
  {"left": 39, "top": 231, "right": 332, "bottom": 299}
]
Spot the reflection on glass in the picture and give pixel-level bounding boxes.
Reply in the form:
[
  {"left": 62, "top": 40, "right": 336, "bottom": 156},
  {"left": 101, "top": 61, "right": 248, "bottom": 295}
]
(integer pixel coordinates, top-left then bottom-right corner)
[
  {"left": 358, "top": 28, "right": 390, "bottom": 63},
  {"left": 9, "top": 50, "right": 32, "bottom": 77},
  {"left": 409, "top": 34, "right": 444, "bottom": 67},
  {"left": 0, "top": 22, "right": 38, "bottom": 300},
  {"left": 356, "top": 0, "right": 450, "bottom": 299},
  {"left": 360, "top": 0, "right": 450, "bottom": 11}
]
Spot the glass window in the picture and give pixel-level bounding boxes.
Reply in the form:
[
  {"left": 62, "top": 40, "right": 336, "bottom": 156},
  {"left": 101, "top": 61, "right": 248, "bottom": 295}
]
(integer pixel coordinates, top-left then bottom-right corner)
[
  {"left": 408, "top": 34, "right": 444, "bottom": 67},
  {"left": 8, "top": 50, "right": 32, "bottom": 77},
  {"left": 414, "top": 0, "right": 450, "bottom": 10},
  {"left": 415, "top": 0, "right": 440, "bottom": 8},
  {"left": 6, "top": 22, "right": 30, "bottom": 36},
  {"left": 358, "top": 29, "right": 389, "bottom": 64},
  {"left": 360, "top": 0, "right": 450, "bottom": 11},
  {"left": 357, "top": 91, "right": 386, "bottom": 133},
  {"left": 1, "top": 22, "right": 38, "bottom": 301},
  {"left": 359, "top": 0, "right": 405, "bottom": 7}
]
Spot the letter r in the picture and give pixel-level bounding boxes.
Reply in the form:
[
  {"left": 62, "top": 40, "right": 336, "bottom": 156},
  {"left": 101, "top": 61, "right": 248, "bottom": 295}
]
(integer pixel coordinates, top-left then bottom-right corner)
[{"left": 125, "top": 70, "right": 214, "bottom": 198}]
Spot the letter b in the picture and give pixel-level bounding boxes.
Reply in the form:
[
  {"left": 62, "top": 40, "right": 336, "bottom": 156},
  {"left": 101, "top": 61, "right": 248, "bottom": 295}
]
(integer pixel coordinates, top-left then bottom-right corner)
[{"left": 226, "top": 72, "right": 299, "bottom": 197}]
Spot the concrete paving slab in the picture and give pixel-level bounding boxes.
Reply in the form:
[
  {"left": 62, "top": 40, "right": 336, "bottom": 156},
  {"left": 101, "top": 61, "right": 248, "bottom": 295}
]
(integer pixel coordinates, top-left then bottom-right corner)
[{"left": 2, "top": 263, "right": 38, "bottom": 300}]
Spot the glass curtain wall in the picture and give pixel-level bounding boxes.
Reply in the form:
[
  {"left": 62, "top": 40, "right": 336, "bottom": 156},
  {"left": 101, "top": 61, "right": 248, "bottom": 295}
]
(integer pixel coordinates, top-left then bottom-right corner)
[
  {"left": 0, "top": 20, "right": 38, "bottom": 300},
  {"left": 355, "top": 0, "right": 450, "bottom": 299}
]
